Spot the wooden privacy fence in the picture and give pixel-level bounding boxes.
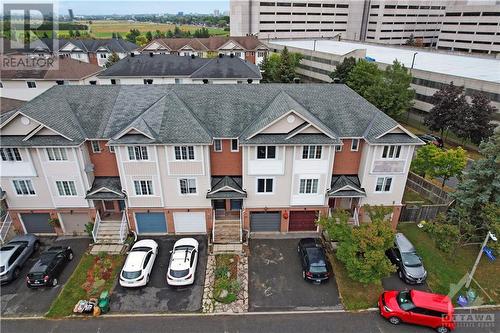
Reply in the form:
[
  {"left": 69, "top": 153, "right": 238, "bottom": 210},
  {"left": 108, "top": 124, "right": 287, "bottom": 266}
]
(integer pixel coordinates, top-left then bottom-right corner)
[
  {"left": 399, "top": 203, "right": 450, "bottom": 223},
  {"left": 406, "top": 172, "right": 452, "bottom": 205}
]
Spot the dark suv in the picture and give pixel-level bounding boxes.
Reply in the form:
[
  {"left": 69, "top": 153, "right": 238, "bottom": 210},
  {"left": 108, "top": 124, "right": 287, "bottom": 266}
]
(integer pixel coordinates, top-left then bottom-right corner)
[
  {"left": 386, "top": 233, "right": 427, "bottom": 284},
  {"left": 297, "top": 238, "right": 330, "bottom": 283},
  {"left": 26, "top": 246, "right": 73, "bottom": 288}
]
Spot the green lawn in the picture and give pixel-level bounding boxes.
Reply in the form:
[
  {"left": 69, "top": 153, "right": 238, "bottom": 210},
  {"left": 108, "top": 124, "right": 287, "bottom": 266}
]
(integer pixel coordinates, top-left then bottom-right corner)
[
  {"left": 46, "top": 254, "right": 124, "bottom": 318},
  {"left": 398, "top": 223, "right": 500, "bottom": 305},
  {"left": 329, "top": 253, "right": 384, "bottom": 310},
  {"left": 402, "top": 188, "right": 432, "bottom": 204}
]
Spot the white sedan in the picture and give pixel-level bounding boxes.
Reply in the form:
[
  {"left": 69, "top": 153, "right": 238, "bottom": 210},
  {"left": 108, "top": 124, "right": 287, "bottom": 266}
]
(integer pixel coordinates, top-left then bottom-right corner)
[
  {"left": 119, "top": 239, "right": 158, "bottom": 288},
  {"left": 166, "top": 238, "right": 199, "bottom": 286}
]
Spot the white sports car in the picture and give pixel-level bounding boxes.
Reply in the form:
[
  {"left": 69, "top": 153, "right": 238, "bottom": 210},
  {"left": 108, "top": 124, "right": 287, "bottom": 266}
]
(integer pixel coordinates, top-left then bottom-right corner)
[
  {"left": 119, "top": 239, "right": 158, "bottom": 288},
  {"left": 166, "top": 238, "right": 199, "bottom": 286}
]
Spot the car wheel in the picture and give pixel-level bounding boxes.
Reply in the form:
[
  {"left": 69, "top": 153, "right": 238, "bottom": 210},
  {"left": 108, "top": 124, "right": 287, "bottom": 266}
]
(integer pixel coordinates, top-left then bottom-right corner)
[
  {"left": 34, "top": 241, "right": 40, "bottom": 252},
  {"left": 52, "top": 278, "right": 58, "bottom": 287},
  {"left": 436, "top": 327, "right": 449, "bottom": 333},
  {"left": 13, "top": 267, "right": 21, "bottom": 279},
  {"left": 398, "top": 270, "right": 403, "bottom": 279},
  {"left": 68, "top": 252, "right": 74, "bottom": 261},
  {"left": 388, "top": 317, "right": 401, "bottom": 325}
]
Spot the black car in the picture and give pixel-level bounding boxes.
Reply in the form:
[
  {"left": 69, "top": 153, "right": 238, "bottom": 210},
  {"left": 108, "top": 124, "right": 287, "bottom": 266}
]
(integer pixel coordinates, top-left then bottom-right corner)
[
  {"left": 417, "top": 134, "right": 444, "bottom": 148},
  {"left": 297, "top": 238, "right": 330, "bottom": 283},
  {"left": 386, "top": 233, "right": 427, "bottom": 285},
  {"left": 26, "top": 246, "right": 73, "bottom": 288}
]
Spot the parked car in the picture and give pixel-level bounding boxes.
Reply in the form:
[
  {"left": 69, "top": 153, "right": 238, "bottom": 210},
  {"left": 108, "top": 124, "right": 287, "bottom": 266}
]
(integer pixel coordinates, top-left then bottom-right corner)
[
  {"left": 418, "top": 134, "right": 444, "bottom": 148},
  {"left": 0, "top": 234, "right": 40, "bottom": 284},
  {"left": 119, "top": 239, "right": 158, "bottom": 287},
  {"left": 386, "top": 233, "right": 427, "bottom": 284},
  {"left": 379, "top": 289, "right": 455, "bottom": 332},
  {"left": 166, "top": 238, "right": 199, "bottom": 286},
  {"left": 297, "top": 238, "right": 330, "bottom": 283},
  {"left": 26, "top": 246, "right": 73, "bottom": 287}
]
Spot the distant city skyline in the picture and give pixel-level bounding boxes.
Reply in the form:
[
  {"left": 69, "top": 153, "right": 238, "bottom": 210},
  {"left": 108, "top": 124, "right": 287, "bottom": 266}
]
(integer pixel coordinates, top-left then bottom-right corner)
[{"left": 58, "top": 0, "right": 229, "bottom": 15}]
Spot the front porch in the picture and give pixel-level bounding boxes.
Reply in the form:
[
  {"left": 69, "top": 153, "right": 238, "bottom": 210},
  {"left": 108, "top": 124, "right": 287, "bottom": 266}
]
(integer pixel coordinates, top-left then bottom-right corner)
[
  {"left": 328, "top": 175, "right": 366, "bottom": 226},
  {"left": 207, "top": 176, "right": 246, "bottom": 244}
]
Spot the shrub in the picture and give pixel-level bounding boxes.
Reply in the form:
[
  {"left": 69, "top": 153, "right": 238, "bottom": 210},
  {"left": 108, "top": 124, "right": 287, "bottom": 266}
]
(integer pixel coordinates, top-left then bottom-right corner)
[{"left": 422, "top": 214, "right": 460, "bottom": 253}]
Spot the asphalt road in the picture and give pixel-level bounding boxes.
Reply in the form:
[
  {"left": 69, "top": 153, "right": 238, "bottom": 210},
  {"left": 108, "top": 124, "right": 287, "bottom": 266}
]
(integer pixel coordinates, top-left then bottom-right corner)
[{"left": 2, "top": 310, "right": 498, "bottom": 333}]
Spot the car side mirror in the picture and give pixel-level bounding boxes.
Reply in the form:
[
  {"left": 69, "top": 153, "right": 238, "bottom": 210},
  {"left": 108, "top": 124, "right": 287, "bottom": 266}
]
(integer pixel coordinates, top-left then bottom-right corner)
[
  {"left": 169, "top": 250, "right": 173, "bottom": 254},
  {"left": 395, "top": 257, "right": 400, "bottom": 262}
]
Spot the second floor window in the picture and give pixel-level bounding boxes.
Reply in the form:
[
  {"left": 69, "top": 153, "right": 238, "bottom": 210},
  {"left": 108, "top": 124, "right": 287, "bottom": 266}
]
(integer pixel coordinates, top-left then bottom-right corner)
[
  {"left": 299, "top": 179, "right": 319, "bottom": 194},
  {"left": 174, "top": 146, "right": 195, "bottom": 160},
  {"left": 91, "top": 141, "right": 101, "bottom": 153},
  {"left": 382, "top": 145, "right": 401, "bottom": 159},
  {"left": 257, "top": 178, "right": 274, "bottom": 193},
  {"left": 214, "top": 139, "right": 222, "bottom": 152},
  {"left": 375, "top": 177, "right": 393, "bottom": 192},
  {"left": 46, "top": 148, "right": 67, "bottom": 161},
  {"left": 27, "top": 81, "right": 37, "bottom": 88},
  {"left": 179, "top": 178, "right": 197, "bottom": 194},
  {"left": 128, "top": 146, "right": 149, "bottom": 160},
  {"left": 351, "top": 139, "right": 359, "bottom": 151},
  {"left": 134, "top": 180, "right": 153, "bottom": 196},
  {"left": 257, "top": 146, "right": 276, "bottom": 159},
  {"left": 56, "top": 180, "right": 77, "bottom": 196},
  {"left": 231, "top": 139, "right": 239, "bottom": 152},
  {"left": 302, "top": 145, "right": 322, "bottom": 159},
  {"left": 1, "top": 148, "right": 22, "bottom": 161},
  {"left": 13, "top": 179, "right": 35, "bottom": 195},
  {"left": 335, "top": 140, "right": 343, "bottom": 152}
]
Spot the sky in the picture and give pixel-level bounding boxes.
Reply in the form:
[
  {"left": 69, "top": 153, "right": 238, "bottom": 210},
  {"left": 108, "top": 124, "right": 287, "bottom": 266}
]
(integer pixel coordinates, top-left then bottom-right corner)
[{"left": 58, "top": 0, "right": 229, "bottom": 15}]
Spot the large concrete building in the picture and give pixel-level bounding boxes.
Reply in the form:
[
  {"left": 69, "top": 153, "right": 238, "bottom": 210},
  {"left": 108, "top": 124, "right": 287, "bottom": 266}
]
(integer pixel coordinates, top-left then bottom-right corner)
[
  {"left": 268, "top": 39, "right": 500, "bottom": 121},
  {"left": 231, "top": 0, "right": 500, "bottom": 56}
]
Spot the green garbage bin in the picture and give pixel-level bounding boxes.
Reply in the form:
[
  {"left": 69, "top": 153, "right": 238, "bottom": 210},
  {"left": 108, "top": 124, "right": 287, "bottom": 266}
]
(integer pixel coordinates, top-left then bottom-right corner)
[{"left": 98, "top": 290, "right": 110, "bottom": 314}]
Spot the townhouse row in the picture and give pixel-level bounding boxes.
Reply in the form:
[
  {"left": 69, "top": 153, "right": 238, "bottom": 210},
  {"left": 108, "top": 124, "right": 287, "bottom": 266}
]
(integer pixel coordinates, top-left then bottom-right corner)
[{"left": 0, "top": 84, "right": 422, "bottom": 242}]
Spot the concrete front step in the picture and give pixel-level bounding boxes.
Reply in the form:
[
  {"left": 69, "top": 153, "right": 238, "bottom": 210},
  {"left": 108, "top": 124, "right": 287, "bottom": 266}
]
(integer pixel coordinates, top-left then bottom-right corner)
[
  {"left": 90, "top": 244, "right": 127, "bottom": 255},
  {"left": 213, "top": 243, "right": 243, "bottom": 253}
]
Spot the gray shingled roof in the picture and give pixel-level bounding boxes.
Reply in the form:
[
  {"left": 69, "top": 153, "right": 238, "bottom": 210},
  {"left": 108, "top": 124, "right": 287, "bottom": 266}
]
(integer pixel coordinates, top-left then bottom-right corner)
[
  {"left": 99, "top": 54, "right": 261, "bottom": 80},
  {"left": 207, "top": 176, "right": 246, "bottom": 199},
  {"left": 1, "top": 84, "right": 422, "bottom": 147},
  {"left": 328, "top": 175, "right": 366, "bottom": 197},
  {"left": 86, "top": 177, "right": 125, "bottom": 200}
]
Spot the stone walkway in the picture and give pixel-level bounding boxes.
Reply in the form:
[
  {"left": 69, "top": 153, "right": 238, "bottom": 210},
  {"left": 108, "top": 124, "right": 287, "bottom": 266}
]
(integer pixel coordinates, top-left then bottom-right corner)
[{"left": 202, "top": 254, "right": 249, "bottom": 313}]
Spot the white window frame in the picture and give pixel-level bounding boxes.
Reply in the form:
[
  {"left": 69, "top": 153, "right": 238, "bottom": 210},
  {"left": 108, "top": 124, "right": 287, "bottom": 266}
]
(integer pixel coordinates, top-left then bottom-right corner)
[
  {"left": 179, "top": 178, "right": 197, "bottom": 195},
  {"left": 174, "top": 146, "right": 195, "bottom": 160},
  {"left": 256, "top": 178, "right": 274, "bottom": 194},
  {"left": 56, "top": 180, "right": 77, "bottom": 196},
  {"left": 231, "top": 139, "right": 239, "bottom": 152},
  {"left": 256, "top": 146, "right": 276, "bottom": 159},
  {"left": 299, "top": 178, "right": 319, "bottom": 194},
  {"left": 128, "top": 146, "right": 149, "bottom": 160},
  {"left": 375, "top": 176, "right": 393, "bottom": 193},
  {"left": 109, "top": 145, "right": 115, "bottom": 153},
  {"left": 99, "top": 53, "right": 107, "bottom": 58},
  {"left": 335, "top": 140, "right": 343, "bottom": 152},
  {"left": 133, "top": 180, "right": 154, "bottom": 196},
  {"left": 302, "top": 145, "right": 322, "bottom": 159},
  {"left": 12, "top": 179, "right": 36, "bottom": 196},
  {"left": 0, "top": 148, "right": 22, "bottom": 161},
  {"left": 351, "top": 139, "right": 359, "bottom": 151},
  {"left": 46, "top": 148, "right": 67, "bottom": 161},
  {"left": 26, "top": 81, "right": 37, "bottom": 88},
  {"left": 91, "top": 141, "right": 101, "bottom": 153},
  {"left": 382, "top": 145, "right": 402, "bottom": 159},
  {"left": 214, "top": 139, "right": 222, "bottom": 152}
]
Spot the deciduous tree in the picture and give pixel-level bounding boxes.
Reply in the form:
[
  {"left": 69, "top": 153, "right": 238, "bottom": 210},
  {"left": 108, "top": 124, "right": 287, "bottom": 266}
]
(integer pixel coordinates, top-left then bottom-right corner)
[
  {"left": 329, "top": 57, "right": 356, "bottom": 83},
  {"left": 430, "top": 146, "right": 467, "bottom": 187}
]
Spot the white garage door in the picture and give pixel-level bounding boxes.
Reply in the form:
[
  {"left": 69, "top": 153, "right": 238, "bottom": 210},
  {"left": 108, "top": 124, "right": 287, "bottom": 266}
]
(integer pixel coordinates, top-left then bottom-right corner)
[
  {"left": 173, "top": 212, "right": 206, "bottom": 234},
  {"left": 60, "top": 213, "right": 89, "bottom": 235}
]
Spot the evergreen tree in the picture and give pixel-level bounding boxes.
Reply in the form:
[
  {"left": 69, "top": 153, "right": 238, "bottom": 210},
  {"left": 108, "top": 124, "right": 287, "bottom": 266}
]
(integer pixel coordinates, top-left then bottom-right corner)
[
  {"left": 467, "top": 93, "right": 497, "bottom": 144},
  {"left": 405, "top": 34, "right": 416, "bottom": 46},
  {"left": 145, "top": 31, "right": 153, "bottom": 42},
  {"left": 125, "top": 29, "right": 141, "bottom": 43},
  {"left": 75, "top": 30, "right": 81, "bottom": 37},
  {"left": 104, "top": 52, "right": 121, "bottom": 68},
  {"left": 329, "top": 57, "right": 356, "bottom": 83},
  {"left": 276, "top": 47, "right": 296, "bottom": 83}
]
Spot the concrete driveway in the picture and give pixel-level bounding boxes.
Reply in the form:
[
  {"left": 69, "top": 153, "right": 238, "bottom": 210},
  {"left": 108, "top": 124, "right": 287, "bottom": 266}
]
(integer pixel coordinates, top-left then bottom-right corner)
[
  {"left": 0, "top": 237, "right": 90, "bottom": 317},
  {"left": 110, "top": 235, "right": 207, "bottom": 313},
  {"left": 249, "top": 239, "right": 341, "bottom": 312}
]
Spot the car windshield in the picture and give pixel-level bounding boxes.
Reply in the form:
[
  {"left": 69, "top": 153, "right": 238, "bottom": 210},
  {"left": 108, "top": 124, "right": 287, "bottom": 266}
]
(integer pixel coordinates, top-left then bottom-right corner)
[
  {"left": 0, "top": 266, "right": 4, "bottom": 273},
  {"left": 169, "top": 269, "right": 189, "bottom": 278},
  {"left": 397, "top": 291, "right": 416, "bottom": 311},
  {"left": 131, "top": 246, "right": 151, "bottom": 252},
  {"left": 122, "top": 270, "right": 141, "bottom": 279},
  {"left": 28, "top": 272, "right": 45, "bottom": 279},
  {"left": 310, "top": 264, "right": 327, "bottom": 273},
  {"left": 401, "top": 252, "right": 422, "bottom": 267},
  {"left": 0, "top": 246, "right": 15, "bottom": 252},
  {"left": 8, "top": 241, "right": 28, "bottom": 247},
  {"left": 175, "top": 245, "right": 194, "bottom": 252}
]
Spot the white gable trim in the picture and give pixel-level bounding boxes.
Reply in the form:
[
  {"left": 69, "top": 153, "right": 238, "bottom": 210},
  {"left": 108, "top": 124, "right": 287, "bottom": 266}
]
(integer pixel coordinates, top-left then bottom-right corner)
[
  {"left": 0, "top": 111, "right": 73, "bottom": 141},
  {"left": 331, "top": 185, "right": 365, "bottom": 194},
  {"left": 376, "top": 124, "right": 417, "bottom": 139},
  {"left": 285, "top": 123, "right": 314, "bottom": 140},
  {"left": 87, "top": 186, "right": 123, "bottom": 197},
  {"left": 179, "top": 44, "right": 195, "bottom": 51},
  {"left": 209, "top": 185, "right": 245, "bottom": 195},
  {"left": 114, "top": 126, "right": 154, "bottom": 140},
  {"left": 218, "top": 39, "right": 246, "bottom": 51},
  {"left": 22, "top": 124, "right": 44, "bottom": 141},
  {"left": 143, "top": 41, "right": 172, "bottom": 51}
]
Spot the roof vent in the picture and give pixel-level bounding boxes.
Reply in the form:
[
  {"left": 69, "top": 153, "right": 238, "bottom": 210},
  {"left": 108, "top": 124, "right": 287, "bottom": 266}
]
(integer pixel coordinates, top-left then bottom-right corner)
[
  {"left": 191, "top": 54, "right": 195, "bottom": 59},
  {"left": 230, "top": 53, "right": 234, "bottom": 58},
  {"left": 218, "top": 53, "right": 223, "bottom": 58},
  {"left": 332, "top": 78, "right": 341, "bottom": 84},
  {"left": 293, "top": 77, "right": 301, "bottom": 84},
  {"left": 203, "top": 79, "right": 209, "bottom": 84},
  {"left": 247, "top": 79, "right": 253, "bottom": 84},
  {"left": 130, "top": 52, "right": 135, "bottom": 57},
  {"left": 149, "top": 52, "right": 154, "bottom": 57}
]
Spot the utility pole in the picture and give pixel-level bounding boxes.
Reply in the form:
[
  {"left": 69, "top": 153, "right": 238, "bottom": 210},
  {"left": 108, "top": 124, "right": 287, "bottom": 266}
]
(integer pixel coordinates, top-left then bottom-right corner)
[
  {"left": 411, "top": 52, "right": 418, "bottom": 70},
  {"left": 466, "top": 231, "right": 497, "bottom": 288}
]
